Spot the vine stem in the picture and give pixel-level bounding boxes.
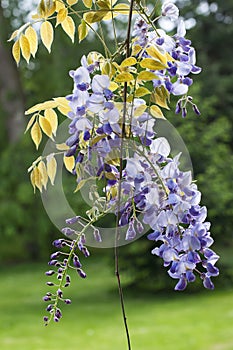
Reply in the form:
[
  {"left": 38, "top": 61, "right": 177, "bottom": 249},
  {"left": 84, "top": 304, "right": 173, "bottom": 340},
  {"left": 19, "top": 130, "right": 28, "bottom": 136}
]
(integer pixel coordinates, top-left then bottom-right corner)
[{"left": 115, "top": 0, "right": 135, "bottom": 349}]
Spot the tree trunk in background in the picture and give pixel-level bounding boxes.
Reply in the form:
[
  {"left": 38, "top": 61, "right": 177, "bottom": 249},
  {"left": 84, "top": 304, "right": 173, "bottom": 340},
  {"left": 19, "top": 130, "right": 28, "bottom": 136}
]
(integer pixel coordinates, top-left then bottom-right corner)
[{"left": 0, "top": 5, "right": 25, "bottom": 143}]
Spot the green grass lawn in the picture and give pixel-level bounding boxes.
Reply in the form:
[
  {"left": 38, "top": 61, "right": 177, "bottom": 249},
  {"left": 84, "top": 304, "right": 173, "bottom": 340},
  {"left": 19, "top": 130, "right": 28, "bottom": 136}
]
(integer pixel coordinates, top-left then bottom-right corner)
[{"left": 0, "top": 257, "right": 233, "bottom": 350}]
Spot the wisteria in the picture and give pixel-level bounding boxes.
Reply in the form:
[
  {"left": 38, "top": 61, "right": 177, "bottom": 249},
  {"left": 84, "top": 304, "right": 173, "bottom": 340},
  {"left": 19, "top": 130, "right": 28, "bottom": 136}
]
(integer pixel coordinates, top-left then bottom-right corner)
[{"left": 11, "top": 0, "right": 219, "bottom": 341}]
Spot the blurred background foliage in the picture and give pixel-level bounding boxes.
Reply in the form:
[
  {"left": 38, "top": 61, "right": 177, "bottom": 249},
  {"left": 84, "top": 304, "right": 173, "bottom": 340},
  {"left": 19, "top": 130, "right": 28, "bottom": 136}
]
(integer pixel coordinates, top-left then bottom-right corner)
[{"left": 0, "top": 0, "right": 232, "bottom": 291}]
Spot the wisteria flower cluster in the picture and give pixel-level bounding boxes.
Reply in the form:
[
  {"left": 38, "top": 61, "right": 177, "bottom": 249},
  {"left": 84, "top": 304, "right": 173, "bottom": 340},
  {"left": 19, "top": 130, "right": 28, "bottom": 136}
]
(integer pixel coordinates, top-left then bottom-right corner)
[{"left": 11, "top": 0, "right": 219, "bottom": 335}]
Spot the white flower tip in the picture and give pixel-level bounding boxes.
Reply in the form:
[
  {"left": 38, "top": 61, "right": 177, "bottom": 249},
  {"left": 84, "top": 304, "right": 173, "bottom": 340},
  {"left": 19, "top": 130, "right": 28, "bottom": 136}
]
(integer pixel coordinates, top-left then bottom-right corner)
[{"left": 150, "top": 137, "right": 171, "bottom": 157}]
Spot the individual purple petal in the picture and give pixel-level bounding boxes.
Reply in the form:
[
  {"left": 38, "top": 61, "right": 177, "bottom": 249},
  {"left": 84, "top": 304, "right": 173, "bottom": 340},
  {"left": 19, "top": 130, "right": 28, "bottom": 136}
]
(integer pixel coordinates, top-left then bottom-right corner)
[
  {"left": 175, "top": 277, "right": 187, "bottom": 291},
  {"left": 203, "top": 275, "right": 214, "bottom": 290}
]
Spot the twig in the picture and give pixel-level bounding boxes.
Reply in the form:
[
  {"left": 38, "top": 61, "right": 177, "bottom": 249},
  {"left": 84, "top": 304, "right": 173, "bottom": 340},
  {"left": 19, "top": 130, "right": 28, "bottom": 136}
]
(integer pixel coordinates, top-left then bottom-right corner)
[{"left": 115, "top": 0, "right": 135, "bottom": 349}]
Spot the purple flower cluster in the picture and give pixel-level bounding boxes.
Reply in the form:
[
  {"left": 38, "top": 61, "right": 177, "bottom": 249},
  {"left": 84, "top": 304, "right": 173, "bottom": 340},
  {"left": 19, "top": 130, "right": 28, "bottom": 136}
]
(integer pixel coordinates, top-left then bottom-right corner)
[
  {"left": 133, "top": 16, "right": 201, "bottom": 112},
  {"left": 43, "top": 225, "right": 89, "bottom": 324},
  {"left": 118, "top": 138, "right": 219, "bottom": 290}
]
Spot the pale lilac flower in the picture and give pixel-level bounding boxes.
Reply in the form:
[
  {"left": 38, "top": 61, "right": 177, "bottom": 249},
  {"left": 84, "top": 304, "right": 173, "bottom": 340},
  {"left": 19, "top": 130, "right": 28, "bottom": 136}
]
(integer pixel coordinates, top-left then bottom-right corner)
[{"left": 162, "top": 2, "right": 179, "bottom": 21}]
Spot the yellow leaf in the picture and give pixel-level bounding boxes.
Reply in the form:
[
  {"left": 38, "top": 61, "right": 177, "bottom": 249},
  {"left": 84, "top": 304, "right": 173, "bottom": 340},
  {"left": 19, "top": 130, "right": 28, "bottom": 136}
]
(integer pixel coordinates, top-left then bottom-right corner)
[
  {"left": 38, "top": 160, "right": 48, "bottom": 189},
  {"left": 56, "top": 0, "right": 65, "bottom": 11},
  {"left": 40, "top": 20, "right": 54, "bottom": 53},
  {"left": 113, "top": 3, "right": 130, "bottom": 14},
  {"left": 19, "top": 34, "right": 31, "bottom": 63},
  {"left": 54, "top": 97, "right": 71, "bottom": 115},
  {"left": 138, "top": 70, "right": 158, "bottom": 81},
  {"left": 109, "top": 82, "right": 118, "bottom": 91},
  {"left": 39, "top": 115, "right": 53, "bottom": 139},
  {"left": 64, "top": 156, "right": 75, "bottom": 173},
  {"left": 135, "top": 87, "right": 151, "bottom": 97},
  {"left": 47, "top": 154, "right": 57, "bottom": 185},
  {"left": 140, "top": 58, "right": 166, "bottom": 71},
  {"left": 61, "top": 16, "right": 75, "bottom": 42},
  {"left": 120, "top": 57, "right": 137, "bottom": 68},
  {"left": 146, "top": 46, "right": 168, "bottom": 66},
  {"left": 67, "top": 0, "right": 78, "bottom": 4},
  {"left": 166, "top": 52, "right": 174, "bottom": 62},
  {"left": 150, "top": 105, "right": 166, "bottom": 119},
  {"left": 28, "top": 156, "right": 42, "bottom": 173},
  {"left": 134, "top": 104, "right": 147, "bottom": 117},
  {"left": 38, "top": 0, "right": 56, "bottom": 18},
  {"left": 82, "top": 0, "right": 92, "bottom": 8},
  {"left": 56, "top": 143, "right": 70, "bottom": 151},
  {"left": 56, "top": 8, "right": 68, "bottom": 26},
  {"left": 115, "top": 72, "right": 134, "bottom": 82},
  {"left": 96, "top": 0, "right": 110, "bottom": 9},
  {"left": 34, "top": 166, "right": 43, "bottom": 192},
  {"left": 31, "top": 121, "right": 42, "bottom": 149},
  {"left": 8, "top": 29, "right": 18, "bottom": 42},
  {"left": 25, "top": 114, "right": 37, "bottom": 133},
  {"left": 12, "top": 40, "right": 20, "bottom": 65},
  {"left": 78, "top": 19, "right": 88, "bottom": 43},
  {"left": 30, "top": 167, "right": 36, "bottom": 193},
  {"left": 74, "top": 178, "right": 96, "bottom": 192},
  {"left": 32, "top": 13, "right": 41, "bottom": 20},
  {"left": 25, "top": 100, "right": 58, "bottom": 115},
  {"left": 44, "top": 109, "right": 58, "bottom": 136},
  {"left": 25, "top": 26, "right": 38, "bottom": 58},
  {"left": 131, "top": 44, "right": 142, "bottom": 56},
  {"left": 84, "top": 11, "right": 107, "bottom": 24},
  {"left": 30, "top": 166, "right": 42, "bottom": 193},
  {"left": 151, "top": 87, "right": 170, "bottom": 110}
]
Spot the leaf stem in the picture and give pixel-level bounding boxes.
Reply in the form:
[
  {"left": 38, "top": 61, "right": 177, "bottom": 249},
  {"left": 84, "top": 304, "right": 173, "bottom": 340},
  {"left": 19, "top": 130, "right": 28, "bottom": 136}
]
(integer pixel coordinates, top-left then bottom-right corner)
[{"left": 115, "top": 1, "right": 135, "bottom": 349}]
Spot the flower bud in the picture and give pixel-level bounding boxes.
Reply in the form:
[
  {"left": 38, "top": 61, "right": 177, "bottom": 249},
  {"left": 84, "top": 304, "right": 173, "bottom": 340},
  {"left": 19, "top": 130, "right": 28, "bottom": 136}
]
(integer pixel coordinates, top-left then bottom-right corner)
[
  {"left": 65, "top": 216, "right": 80, "bottom": 225},
  {"left": 77, "top": 268, "right": 86, "bottom": 278}
]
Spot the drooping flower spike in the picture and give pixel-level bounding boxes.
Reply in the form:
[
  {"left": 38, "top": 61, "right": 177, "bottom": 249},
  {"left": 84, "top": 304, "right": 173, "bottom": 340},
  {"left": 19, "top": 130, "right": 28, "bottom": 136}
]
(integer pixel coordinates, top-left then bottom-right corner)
[{"left": 15, "top": 0, "right": 218, "bottom": 324}]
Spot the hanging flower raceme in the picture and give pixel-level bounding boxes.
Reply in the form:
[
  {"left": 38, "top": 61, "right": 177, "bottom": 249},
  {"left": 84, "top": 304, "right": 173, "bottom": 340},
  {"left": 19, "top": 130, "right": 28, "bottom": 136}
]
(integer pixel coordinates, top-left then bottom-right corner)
[{"left": 16, "top": 0, "right": 219, "bottom": 327}]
